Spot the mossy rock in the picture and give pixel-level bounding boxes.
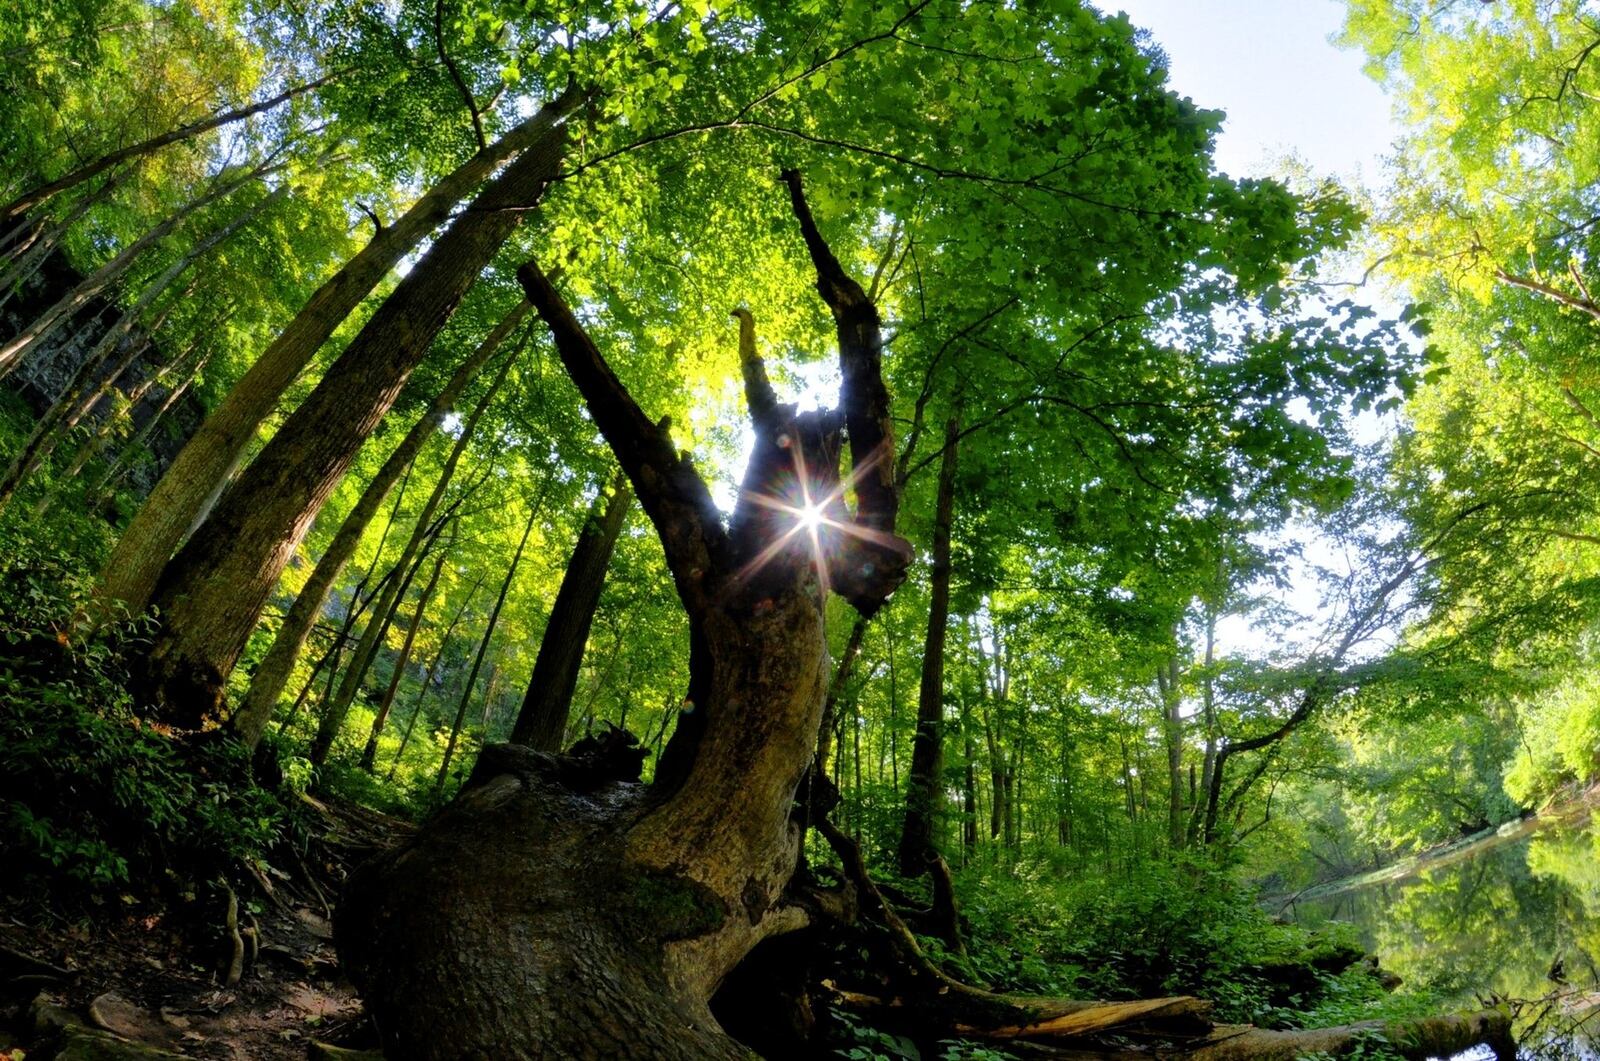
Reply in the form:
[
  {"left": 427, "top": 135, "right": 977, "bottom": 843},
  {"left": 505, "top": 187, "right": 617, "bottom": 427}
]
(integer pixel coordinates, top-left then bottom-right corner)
[{"left": 54, "top": 1027, "right": 186, "bottom": 1060}]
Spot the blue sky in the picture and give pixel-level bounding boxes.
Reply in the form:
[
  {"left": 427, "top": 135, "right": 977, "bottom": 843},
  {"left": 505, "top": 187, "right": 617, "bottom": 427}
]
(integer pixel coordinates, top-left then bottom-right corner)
[{"left": 1108, "top": 0, "right": 1397, "bottom": 184}]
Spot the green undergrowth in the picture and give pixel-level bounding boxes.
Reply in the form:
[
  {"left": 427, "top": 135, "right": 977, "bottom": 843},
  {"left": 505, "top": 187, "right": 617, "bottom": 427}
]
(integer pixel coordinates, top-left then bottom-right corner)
[
  {"left": 895, "top": 852, "right": 1444, "bottom": 1044},
  {"left": 0, "top": 527, "right": 308, "bottom": 900}
]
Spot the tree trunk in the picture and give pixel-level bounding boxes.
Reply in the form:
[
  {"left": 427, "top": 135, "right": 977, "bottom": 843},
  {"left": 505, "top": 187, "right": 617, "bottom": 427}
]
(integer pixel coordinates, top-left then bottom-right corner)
[
  {"left": 434, "top": 493, "right": 541, "bottom": 794},
  {"left": 897, "top": 410, "right": 959, "bottom": 875},
  {"left": 0, "top": 154, "right": 281, "bottom": 380},
  {"left": 387, "top": 572, "right": 485, "bottom": 779},
  {"left": 230, "top": 303, "right": 528, "bottom": 746},
  {"left": 97, "top": 90, "right": 581, "bottom": 615},
  {"left": 137, "top": 108, "right": 572, "bottom": 727},
  {"left": 1189, "top": 609, "right": 1219, "bottom": 846},
  {"left": 509, "top": 469, "right": 632, "bottom": 750},
  {"left": 360, "top": 544, "right": 449, "bottom": 770},
  {"left": 1158, "top": 655, "right": 1185, "bottom": 850},
  {"left": 338, "top": 171, "right": 911, "bottom": 1058},
  {"left": 0, "top": 73, "right": 332, "bottom": 226}
]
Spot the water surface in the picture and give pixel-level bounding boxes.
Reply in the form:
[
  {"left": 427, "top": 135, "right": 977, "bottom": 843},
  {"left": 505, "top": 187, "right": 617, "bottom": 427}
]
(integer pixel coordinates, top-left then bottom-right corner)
[{"left": 1287, "top": 806, "right": 1600, "bottom": 1057}]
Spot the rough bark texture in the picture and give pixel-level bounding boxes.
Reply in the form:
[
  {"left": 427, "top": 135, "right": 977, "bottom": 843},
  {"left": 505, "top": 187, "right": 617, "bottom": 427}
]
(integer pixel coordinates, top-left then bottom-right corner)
[
  {"left": 137, "top": 111, "right": 570, "bottom": 728},
  {"left": 229, "top": 302, "right": 529, "bottom": 746},
  {"left": 338, "top": 171, "right": 912, "bottom": 1058},
  {"left": 897, "top": 411, "right": 958, "bottom": 876},
  {"left": 98, "top": 92, "right": 578, "bottom": 615},
  {"left": 510, "top": 469, "right": 633, "bottom": 751}
]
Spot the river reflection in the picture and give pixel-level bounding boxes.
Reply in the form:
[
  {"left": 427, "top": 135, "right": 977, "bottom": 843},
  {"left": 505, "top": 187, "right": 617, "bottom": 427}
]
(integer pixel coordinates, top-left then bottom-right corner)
[{"left": 1288, "top": 808, "right": 1600, "bottom": 1057}]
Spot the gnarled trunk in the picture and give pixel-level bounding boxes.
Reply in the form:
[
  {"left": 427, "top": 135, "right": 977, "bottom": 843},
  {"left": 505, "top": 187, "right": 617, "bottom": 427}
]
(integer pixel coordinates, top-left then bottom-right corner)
[{"left": 337, "top": 170, "right": 911, "bottom": 1058}]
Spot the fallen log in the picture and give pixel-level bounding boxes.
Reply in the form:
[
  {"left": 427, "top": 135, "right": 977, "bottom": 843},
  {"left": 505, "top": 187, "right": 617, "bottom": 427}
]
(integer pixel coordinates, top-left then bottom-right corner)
[
  {"left": 1185, "top": 1009, "right": 1515, "bottom": 1060},
  {"left": 814, "top": 815, "right": 1517, "bottom": 1060}
]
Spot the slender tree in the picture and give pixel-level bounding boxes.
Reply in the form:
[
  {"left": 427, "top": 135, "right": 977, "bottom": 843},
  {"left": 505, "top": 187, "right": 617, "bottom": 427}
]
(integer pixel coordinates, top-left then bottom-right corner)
[
  {"left": 897, "top": 410, "right": 960, "bottom": 875},
  {"left": 435, "top": 490, "right": 543, "bottom": 792},
  {"left": 361, "top": 543, "right": 450, "bottom": 771},
  {"left": 231, "top": 302, "right": 529, "bottom": 745},
  {"left": 510, "top": 469, "right": 633, "bottom": 750},
  {"left": 98, "top": 92, "right": 580, "bottom": 614}
]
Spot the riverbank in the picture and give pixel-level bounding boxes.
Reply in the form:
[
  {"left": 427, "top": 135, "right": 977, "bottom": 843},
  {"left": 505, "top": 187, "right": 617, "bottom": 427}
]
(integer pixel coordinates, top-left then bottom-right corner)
[{"left": 1272, "top": 781, "right": 1600, "bottom": 912}]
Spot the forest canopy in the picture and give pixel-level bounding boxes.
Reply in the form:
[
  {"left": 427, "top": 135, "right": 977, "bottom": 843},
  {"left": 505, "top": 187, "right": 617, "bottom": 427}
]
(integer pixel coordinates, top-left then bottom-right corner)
[{"left": 0, "top": 0, "right": 1597, "bottom": 1058}]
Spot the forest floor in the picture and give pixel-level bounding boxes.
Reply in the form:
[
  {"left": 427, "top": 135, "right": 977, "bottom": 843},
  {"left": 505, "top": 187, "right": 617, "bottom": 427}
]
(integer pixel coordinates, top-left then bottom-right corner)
[{"left": 0, "top": 795, "right": 404, "bottom": 1060}]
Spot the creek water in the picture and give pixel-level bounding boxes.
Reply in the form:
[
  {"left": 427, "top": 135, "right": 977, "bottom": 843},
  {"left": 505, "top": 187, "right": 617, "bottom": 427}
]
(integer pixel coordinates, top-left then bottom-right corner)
[{"left": 1284, "top": 804, "right": 1600, "bottom": 1058}]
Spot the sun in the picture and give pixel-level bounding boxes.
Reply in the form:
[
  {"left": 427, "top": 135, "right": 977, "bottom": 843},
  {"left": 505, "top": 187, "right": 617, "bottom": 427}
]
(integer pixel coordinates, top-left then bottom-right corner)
[{"left": 796, "top": 502, "right": 825, "bottom": 531}]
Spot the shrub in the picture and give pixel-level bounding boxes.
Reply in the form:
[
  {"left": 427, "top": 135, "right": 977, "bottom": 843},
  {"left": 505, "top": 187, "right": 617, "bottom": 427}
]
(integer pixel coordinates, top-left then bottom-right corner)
[{"left": 0, "top": 529, "right": 303, "bottom": 897}]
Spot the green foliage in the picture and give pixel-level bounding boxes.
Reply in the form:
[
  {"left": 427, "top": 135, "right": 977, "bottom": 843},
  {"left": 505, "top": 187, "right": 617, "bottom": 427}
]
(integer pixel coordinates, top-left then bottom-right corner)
[
  {"left": 829, "top": 1008, "right": 923, "bottom": 1060},
  {"left": 0, "top": 529, "right": 303, "bottom": 895},
  {"left": 942, "top": 855, "right": 1389, "bottom": 1025}
]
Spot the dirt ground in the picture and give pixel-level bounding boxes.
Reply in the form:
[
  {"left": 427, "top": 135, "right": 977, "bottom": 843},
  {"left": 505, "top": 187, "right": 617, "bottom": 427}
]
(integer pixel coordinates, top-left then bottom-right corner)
[{"left": 0, "top": 795, "right": 405, "bottom": 1060}]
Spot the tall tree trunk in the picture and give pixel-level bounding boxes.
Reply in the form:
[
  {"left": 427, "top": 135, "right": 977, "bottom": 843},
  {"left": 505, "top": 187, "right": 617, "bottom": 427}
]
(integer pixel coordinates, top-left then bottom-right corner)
[
  {"left": 0, "top": 186, "right": 273, "bottom": 512},
  {"left": 897, "top": 410, "right": 960, "bottom": 875},
  {"left": 338, "top": 172, "right": 911, "bottom": 1058},
  {"left": 387, "top": 572, "right": 484, "bottom": 779},
  {"left": 137, "top": 107, "right": 573, "bottom": 728},
  {"left": 0, "top": 73, "right": 332, "bottom": 227},
  {"left": 97, "top": 90, "right": 581, "bottom": 615},
  {"left": 0, "top": 154, "right": 282, "bottom": 380},
  {"left": 509, "top": 470, "right": 632, "bottom": 750},
  {"left": 434, "top": 495, "right": 540, "bottom": 793},
  {"left": 230, "top": 303, "right": 528, "bottom": 745},
  {"left": 360, "top": 543, "right": 449, "bottom": 771},
  {"left": 1157, "top": 655, "right": 1184, "bottom": 850}
]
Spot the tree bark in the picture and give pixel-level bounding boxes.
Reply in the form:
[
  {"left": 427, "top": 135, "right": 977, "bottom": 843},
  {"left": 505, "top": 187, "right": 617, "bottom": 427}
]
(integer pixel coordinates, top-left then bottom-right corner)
[
  {"left": 230, "top": 303, "right": 528, "bottom": 746},
  {"left": 97, "top": 90, "right": 581, "bottom": 615},
  {"left": 137, "top": 106, "right": 572, "bottom": 727},
  {"left": 338, "top": 170, "right": 911, "bottom": 1058},
  {"left": 509, "top": 469, "right": 633, "bottom": 750},
  {"left": 897, "top": 410, "right": 959, "bottom": 876}
]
